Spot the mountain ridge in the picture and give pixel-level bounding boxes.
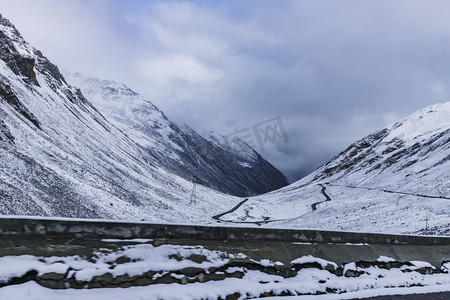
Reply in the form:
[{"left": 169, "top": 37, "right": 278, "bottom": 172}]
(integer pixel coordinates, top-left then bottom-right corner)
[
  {"left": 64, "top": 72, "right": 288, "bottom": 197},
  {"left": 302, "top": 102, "right": 450, "bottom": 196}
]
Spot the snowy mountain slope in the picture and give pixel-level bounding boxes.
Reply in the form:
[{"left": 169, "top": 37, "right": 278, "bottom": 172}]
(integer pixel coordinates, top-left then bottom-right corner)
[
  {"left": 222, "top": 103, "right": 450, "bottom": 235},
  {"left": 64, "top": 72, "right": 288, "bottom": 197},
  {"left": 0, "top": 13, "right": 242, "bottom": 222},
  {"left": 303, "top": 102, "right": 450, "bottom": 196}
]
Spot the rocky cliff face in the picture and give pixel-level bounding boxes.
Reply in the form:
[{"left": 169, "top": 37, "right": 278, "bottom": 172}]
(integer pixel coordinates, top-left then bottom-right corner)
[{"left": 65, "top": 73, "right": 288, "bottom": 196}]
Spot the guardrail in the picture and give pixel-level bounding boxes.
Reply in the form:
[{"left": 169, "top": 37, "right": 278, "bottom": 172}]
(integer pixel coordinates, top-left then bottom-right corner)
[
  {"left": 0, "top": 217, "right": 449, "bottom": 267},
  {"left": 1, "top": 217, "right": 449, "bottom": 246}
]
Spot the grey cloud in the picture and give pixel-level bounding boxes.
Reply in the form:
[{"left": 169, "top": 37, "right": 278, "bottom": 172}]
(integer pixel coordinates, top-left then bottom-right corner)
[{"left": 1, "top": 0, "right": 449, "bottom": 182}]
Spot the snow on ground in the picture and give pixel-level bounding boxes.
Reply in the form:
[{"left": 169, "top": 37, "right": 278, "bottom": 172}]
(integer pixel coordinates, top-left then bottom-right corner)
[
  {"left": 0, "top": 240, "right": 448, "bottom": 299},
  {"left": 0, "top": 259, "right": 449, "bottom": 299},
  {"left": 269, "top": 284, "right": 450, "bottom": 299},
  {"left": 223, "top": 183, "right": 450, "bottom": 235},
  {"left": 0, "top": 243, "right": 249, "bottom": 284},
  {"left": 1, "top": 282, "right": 449, "bottom": 300}
]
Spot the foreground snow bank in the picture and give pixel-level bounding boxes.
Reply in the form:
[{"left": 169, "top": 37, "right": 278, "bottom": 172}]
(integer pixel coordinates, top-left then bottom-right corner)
[
  {"left": 0, "top": 242, "right": 449, "bottom": 299},
  {"left": 1, "top": 269, "right": 450, "bottom": 300}
]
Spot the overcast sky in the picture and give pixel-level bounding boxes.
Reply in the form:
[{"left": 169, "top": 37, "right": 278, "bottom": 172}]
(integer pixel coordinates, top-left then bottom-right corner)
[{"left": 1, "top": 0, "right": 449, "bottom": 182}]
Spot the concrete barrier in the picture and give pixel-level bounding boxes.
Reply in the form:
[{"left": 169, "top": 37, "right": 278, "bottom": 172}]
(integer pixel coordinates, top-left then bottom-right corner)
[
  {"left": 0, "top": 217, "right": 449, "bottom": 268},
  {"left": 0, "top": 217, "right": 449, "bottom": 245}
]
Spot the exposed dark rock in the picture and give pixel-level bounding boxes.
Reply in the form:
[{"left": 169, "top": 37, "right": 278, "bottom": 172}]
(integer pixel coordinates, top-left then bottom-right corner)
[
  {"left": 35, "top": 50, "right": 65, "bottom": 85},
  {"left": 0, "top": 41, "right": 37, "bottom": 86},
  {"left": 179, "top": 267, "right": 204, "bottom": 277},
  {"left": 0, "top": 82, "right": 41, "bottom": 130},
  {"left": 39, "top": 272, "right": 67, "bottom": 281},
  {"left": 0, "top": 270, "right": 38, "bottom": 287},
  {"left": 0, "top": 119, "right": 14, "bottom": 144}
]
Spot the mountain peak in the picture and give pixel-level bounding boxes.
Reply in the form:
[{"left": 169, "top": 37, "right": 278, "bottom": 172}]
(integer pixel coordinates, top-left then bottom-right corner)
[
  {"left": 0, "top": 15, "right": 39, "bottom": 86},
  {"left": 386, "top": 102, "right": 450, "bottom": 143}
]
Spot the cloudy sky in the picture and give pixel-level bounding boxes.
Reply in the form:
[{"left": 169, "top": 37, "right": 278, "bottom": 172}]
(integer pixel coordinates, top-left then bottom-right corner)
[{"left": 1, "top": 0, "right": 449, "bottom": 182}]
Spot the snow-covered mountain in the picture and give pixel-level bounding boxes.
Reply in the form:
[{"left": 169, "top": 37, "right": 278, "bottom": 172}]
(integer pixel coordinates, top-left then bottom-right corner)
[
  {"left": 305, "top": 102, "right": 450, "bottom": 196},
  {"left": 224, "top": 103, "right": 450, "bottom": 235},
  {"left": 0, "top": 13, "right": 247, "bottom": 222},
  {"left": 64, "top": 73, "right": 288, "bottom": 197}
]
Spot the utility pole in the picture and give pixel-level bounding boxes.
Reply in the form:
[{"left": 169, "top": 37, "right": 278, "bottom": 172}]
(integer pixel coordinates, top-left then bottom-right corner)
[
  {"left": 189, "top": 182, "right": 196, "bottom": 205},
  {"left": 190, "top": 177, "right": 199, "bottom": 205}
]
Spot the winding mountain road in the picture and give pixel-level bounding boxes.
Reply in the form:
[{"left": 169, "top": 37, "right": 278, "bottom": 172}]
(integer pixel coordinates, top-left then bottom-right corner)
[
  {"left": 213, "top": 182, "right": 450, "bottom": 224},
  {"left": 212, "top": 198, "right": 291, "bottom": 225},
  {"left": 311, "top": 184, "right": 332, "bottom": 211},
  {"left": 212, "top": 198, "right": 249, "bottom": 221},
  {"left": 214, "top": 183, "right": 334, "bottom": 224}
]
